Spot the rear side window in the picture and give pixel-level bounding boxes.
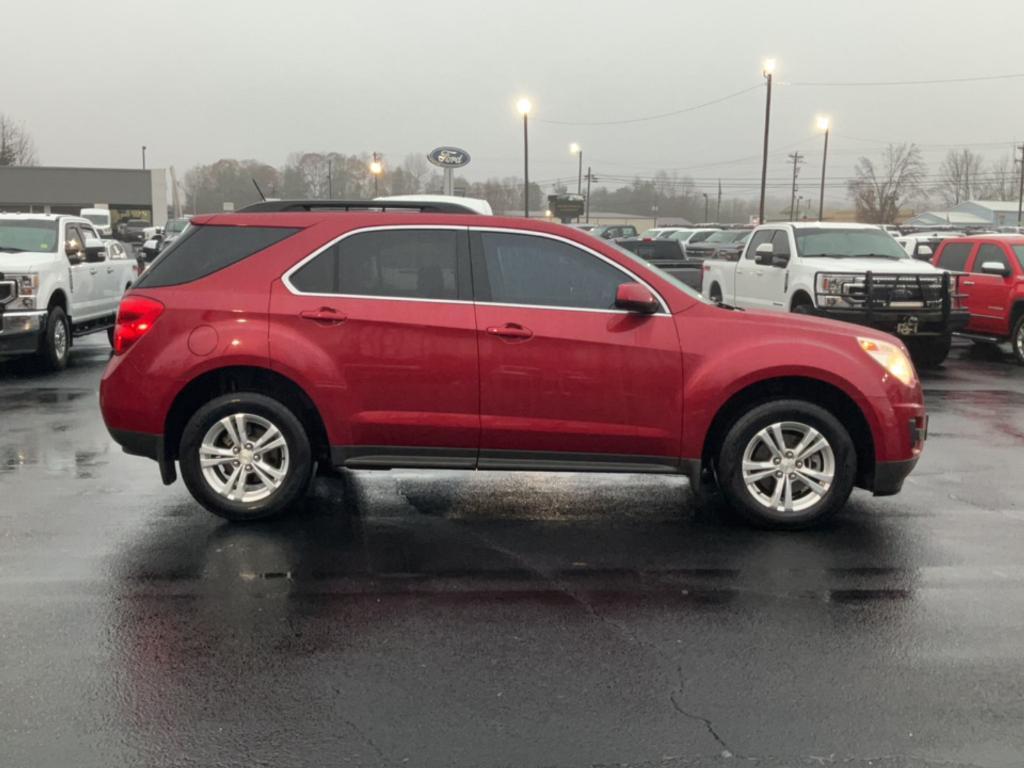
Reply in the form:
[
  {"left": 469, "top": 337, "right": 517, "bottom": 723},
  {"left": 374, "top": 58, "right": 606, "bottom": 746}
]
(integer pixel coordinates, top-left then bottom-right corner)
[
  {"left": 136, "top": 224, "right": 299, "bottom": 288},
  {"left": 937, "top": 242, "right": 972, "bottom": 271},
  {"left": 289, "top": 229, "right": 459, "bottom": 300}
]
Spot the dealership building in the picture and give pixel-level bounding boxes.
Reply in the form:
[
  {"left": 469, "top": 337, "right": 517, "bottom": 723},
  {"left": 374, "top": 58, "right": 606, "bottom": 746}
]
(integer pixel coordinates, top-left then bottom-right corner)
[{"left": 0, "top": 166, "right": 167, "bottom": 227}]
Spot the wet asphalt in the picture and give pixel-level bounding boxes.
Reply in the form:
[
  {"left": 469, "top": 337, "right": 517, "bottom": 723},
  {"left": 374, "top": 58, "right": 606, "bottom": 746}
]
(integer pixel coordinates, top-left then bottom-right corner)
[{"left": 1, "top": 337, "right": 1023, "bottom": 768}]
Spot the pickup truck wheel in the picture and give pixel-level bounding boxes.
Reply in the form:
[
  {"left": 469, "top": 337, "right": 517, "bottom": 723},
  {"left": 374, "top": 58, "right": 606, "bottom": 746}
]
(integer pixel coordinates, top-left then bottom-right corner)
[
  {"left": 1012, "top": 314, "right": 1024, "bottom": 366},
  {"left": 709, "top": 284, "right": 723, "bottom": 304},
  {"left": 37, "top": 306, "right": 70, "bottom": 372},
  {"left": 906, "top": 335, "right": 951, "bottom": 368},
  {"left": 179, "top": 392, "right": 313, "bottom": 522},
  {"left": 716, "top": 399, "right": 856, "bottom": 530}
]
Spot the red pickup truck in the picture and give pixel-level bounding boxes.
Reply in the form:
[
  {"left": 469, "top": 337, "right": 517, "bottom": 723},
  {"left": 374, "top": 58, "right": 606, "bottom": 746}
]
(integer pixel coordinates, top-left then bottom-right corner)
[{"left": 931, "top": 235, "right": 1024, "bottom": 364}]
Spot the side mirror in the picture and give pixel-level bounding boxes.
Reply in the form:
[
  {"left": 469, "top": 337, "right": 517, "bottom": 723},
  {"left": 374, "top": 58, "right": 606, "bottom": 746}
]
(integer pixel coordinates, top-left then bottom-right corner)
[
  {"left": 917, "top": 245, "right": 933, "bottom": 258},
  {"left": 84, "top": 238, "right": 107, "bottom": 262},
  {"left": 614, "top": 283, "right": 659, "bottom": 314},
  {"left": 754, "top": 242, "right": 774, "bottom": 265},
  {"left": 980, "top": 261, "right": 1011, "bottom": 277}
]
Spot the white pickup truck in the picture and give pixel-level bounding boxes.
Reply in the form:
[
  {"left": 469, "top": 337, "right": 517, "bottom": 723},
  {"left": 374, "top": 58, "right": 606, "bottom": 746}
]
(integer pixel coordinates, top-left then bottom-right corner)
[
  {"left": 0, "top": 214, "right": 137, "bottom": 371},
  {"left": 701, "top": 222, "right": 969, "bottom": 366}
]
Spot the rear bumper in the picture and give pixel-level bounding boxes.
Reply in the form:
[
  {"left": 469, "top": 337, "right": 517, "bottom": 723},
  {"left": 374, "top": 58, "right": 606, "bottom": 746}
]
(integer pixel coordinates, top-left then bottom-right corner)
[{"left": 0, "top": 310, "right": 45, "bottom": 356}]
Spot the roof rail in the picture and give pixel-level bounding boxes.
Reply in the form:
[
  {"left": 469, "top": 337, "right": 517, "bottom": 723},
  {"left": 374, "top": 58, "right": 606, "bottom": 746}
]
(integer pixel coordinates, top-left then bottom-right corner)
[{"left": 237, "top": 199, "right": 482, "bottom": 215}]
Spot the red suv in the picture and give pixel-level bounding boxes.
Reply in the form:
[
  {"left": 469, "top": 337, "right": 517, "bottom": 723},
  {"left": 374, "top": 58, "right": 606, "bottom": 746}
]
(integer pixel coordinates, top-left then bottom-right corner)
[
  {"left": 931, "top": 235, "right": 1024, "bottom": 364},
  {"left": 99, "top": 200, "right": 927, "bottom": 529}
]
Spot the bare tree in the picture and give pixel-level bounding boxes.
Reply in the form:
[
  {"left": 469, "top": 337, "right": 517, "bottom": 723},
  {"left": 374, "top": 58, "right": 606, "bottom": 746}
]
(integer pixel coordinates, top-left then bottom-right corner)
[
  {"left": 0, "top": 114, "right": 38, "bottom": 166},
  {"left": 978, "top": 153, "right": 1021, "bottom": 200},
  {"left": 847, "top": 143, "right": 926, "bottom": 223},
  {"left": 936, "top": 148, "right": 984, "bottom": 205}
]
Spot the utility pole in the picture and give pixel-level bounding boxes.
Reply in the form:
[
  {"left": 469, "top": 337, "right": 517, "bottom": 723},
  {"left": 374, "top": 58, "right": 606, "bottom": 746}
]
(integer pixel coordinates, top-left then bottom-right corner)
[
  {"left": 585, "top": 166, "right": 594, "bottom": 223},
  {"left": 787, "top": 151, "right": 804, "bottom": 221},
  {"left": 1017, "top": 144, "right": 1024, "bottom": 226},
  {"left": 716, "top": 179, "right": 722, "bottom": 222}
]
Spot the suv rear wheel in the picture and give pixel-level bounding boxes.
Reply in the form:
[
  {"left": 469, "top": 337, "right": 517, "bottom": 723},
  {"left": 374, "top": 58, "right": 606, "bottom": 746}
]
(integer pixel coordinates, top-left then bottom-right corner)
[
  {"left": 179, "top": 392, "right": 313, "bottom": 521},
  {"left": 716, "top": 399, "right": 856, "bottom": 529}
]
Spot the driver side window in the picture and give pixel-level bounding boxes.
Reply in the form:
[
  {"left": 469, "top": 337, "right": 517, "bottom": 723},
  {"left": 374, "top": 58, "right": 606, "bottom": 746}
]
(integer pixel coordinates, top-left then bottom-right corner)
[
  {"left": 744, "top": 229, "right": 774, "bottom": 260},
  {"left": 64, "top": 224, "right": 84, "bottom": 256}
]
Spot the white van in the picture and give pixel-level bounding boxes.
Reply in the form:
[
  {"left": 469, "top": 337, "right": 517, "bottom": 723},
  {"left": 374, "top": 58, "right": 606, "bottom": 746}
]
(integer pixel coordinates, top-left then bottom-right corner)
[{"left": 80, "top": 207, "right": 113, "bottom": 237}]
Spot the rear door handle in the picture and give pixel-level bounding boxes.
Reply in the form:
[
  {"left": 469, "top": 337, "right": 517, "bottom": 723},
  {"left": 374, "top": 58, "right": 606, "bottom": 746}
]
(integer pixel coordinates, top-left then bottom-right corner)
[
  {"left": 89, "top": 268, "right": 98, "bottom": 275},
  {"left": 300, "top": 307, "right": 347, "bottom": 325},
  {"left": 486, "top": 323, "right": 533, "bottom": 340}
]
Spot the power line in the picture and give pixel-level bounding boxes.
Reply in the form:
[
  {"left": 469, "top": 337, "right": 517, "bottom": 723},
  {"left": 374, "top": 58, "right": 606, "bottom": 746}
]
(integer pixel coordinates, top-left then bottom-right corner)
[{"left": 536, "top": 83, "right": 762, "bottom": 126}]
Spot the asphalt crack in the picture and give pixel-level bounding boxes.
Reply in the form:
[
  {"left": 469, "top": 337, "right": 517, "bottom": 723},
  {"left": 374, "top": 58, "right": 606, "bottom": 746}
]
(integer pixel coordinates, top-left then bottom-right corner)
[{"left": 669, "top": 665, "right": 734, "bottom": 759}]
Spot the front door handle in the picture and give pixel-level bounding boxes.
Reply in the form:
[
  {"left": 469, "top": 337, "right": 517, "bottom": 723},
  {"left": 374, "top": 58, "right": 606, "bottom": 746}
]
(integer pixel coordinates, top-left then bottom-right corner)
[
  {"left": 486, "top": 323, "right": 533, "bottom": 340},
  {"left": 89, "top": 268, "right": 98, "bottom": 275},
  {"left": 962, "top": 280, "right": 975, "bottom": 286},
  {"left": 106, "top": 267, "right": 114, "bottom": 273},
  {"left": 300, "top": 307, "right": 347, "bottom": 325}
]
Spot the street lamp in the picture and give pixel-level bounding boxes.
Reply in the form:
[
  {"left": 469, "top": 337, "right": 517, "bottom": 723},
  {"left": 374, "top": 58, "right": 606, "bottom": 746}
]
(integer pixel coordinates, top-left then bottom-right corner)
[
  {"left": 570, "top": 142, "right": 583, "bottom": 195},
  {"left": 517, "top": 97, "right": 532, "bottom": 216},
  {"left": 702, "top": 192, "right": 709, "bottom": 222},
  {"left": 758, "top": 58, "right": 776, "bottom": 224},
  {"left": 142, "top": 145, "right": 147, "bottom": 170},
  {"left": 816, "top": 115, "right": 830, "bottom": 221},
  {"left": 369, "top": 153, "right": 383, "bottom": 196}
]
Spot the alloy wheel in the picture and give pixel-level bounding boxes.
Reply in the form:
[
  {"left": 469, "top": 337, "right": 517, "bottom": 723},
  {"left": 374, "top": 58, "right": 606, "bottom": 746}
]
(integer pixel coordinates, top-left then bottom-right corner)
[
  {"left": 741, "top": 421, "right": 835, "bottom": 514},
  {"left": 199, "top": 413, "right": 290, "bottom": 504}
]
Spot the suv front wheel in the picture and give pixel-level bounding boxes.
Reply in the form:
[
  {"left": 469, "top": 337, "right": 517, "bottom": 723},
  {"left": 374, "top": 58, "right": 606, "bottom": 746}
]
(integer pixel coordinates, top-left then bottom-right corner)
[
  {"left": 716, "top": 399, "right": 856, "bottom": 529},
  {"left": 179, "top": 392, "right": 313, "bottom": 521}
]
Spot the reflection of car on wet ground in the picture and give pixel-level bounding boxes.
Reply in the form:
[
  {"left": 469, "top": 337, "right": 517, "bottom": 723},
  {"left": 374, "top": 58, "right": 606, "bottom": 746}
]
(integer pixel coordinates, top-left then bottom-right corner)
[{"left": 100, "top": 199, "right": 927, "bottom": 530}]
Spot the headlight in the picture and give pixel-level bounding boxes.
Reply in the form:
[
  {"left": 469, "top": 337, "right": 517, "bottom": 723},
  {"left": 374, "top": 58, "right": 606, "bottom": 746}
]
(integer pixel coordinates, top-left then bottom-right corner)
[
  {"left": 858, "top": 337, "right": 916, "bottom": 386},
  {"left": 11, "top": 273, "right": 39, "bottom": 297},
  {"left": 816, "top": 273, "right": 861, "bottom": 295}
]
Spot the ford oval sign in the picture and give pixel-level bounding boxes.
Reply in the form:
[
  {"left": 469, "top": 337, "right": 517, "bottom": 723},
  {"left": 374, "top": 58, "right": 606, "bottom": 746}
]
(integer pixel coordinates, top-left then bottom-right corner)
[{"left": 427, "top": 146, "right": 471, "bottom": 168}]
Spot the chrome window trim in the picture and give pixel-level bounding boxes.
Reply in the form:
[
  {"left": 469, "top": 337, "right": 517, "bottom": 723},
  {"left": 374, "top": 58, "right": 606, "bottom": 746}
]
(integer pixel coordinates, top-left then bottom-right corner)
[{"left": 281, "top": 223, "right": 670, "bottom": 315}]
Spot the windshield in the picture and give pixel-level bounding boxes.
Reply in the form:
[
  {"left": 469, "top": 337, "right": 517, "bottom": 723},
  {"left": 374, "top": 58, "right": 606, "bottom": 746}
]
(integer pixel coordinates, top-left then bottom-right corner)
[
  {"left": 639, "top": 229, "right": 661, "bottom": 238},
  {"left": 664, "top": 230, "right": 693, "bottom": 241},
  {"left": 610, "top": 242, "right": 711, "bottom": 305},
  {"left": 795, "top": 227, "right": 907, "bottom": 259},
  {"left": 127, "top": 219, "right": 149, "bottom": 227},
  {"left": 0, "top": 220, "right": 59, "bottom": 253},
  {"left": 83, "top": 213, "right": 110, "bottom": 225},
  {"left": 165, "top": 219, "right": 189, "bottom": 234}
]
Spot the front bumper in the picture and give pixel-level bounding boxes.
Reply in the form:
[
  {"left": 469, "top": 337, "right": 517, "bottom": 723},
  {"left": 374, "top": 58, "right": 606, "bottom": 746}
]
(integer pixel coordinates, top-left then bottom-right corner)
[
  {"left": 0, "top": 310, "right": 45, "bottom": 355},
  {"left": 813, "top": 307, "right": 969, "bottom": 336}
]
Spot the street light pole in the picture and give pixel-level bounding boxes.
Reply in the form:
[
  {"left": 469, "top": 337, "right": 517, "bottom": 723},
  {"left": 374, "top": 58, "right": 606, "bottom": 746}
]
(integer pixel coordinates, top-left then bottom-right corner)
[
  {"left": 1017, "top": 143, "right": 1024, "bottom": 226},
  {"left": 570, "top": 143, "right": 583, "bottom": 194},
  {"left": 142, "top": 145, "right": 147, "bottom": 170},
  {"left": 702, "top": 193, "right": 709, "bottom": 222},
  {"left": 758, "top": 59, "right": 776, "bottom": 225},
  {"left": 585, "top": 166, "right": 592, "bottom": 223},
  {"left": 370, "top": 153, "right": 383, "bottom": 196},
  {"left": 817, "top": 115, "right": 830, "bottom": 221},
  {"left": 517, "top": 98, "right": 532, "bottom": 217}
]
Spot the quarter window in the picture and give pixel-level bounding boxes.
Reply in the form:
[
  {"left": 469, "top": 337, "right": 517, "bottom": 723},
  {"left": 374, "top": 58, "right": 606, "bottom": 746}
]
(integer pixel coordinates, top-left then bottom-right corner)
[
  {"left": 289, "top": 229, "right": 459, "bottom": 300},
  {"left": 937, "top": 242, "right": 972, "bottom": 271},
  {"left": 478, "top": 232, "right": 632, "bottom": 310},
  {"left": 972, "top": 244, "right": 1009, "bottom": 274}
]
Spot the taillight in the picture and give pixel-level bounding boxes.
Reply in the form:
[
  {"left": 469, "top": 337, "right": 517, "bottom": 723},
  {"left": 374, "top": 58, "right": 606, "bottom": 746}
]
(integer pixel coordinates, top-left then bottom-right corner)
[{"left": 113, "top": 295, "right": 164, "bottom": 355}]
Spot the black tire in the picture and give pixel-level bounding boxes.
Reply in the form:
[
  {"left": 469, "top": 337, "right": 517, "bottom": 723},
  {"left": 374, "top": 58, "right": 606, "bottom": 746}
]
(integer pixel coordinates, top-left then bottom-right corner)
[
  {"left": 709, "top": 283, "right": 723, "bottom": 305},
  {"left": 179, "top": 392, "right": 313, "bottom": 522},
  {"left": 716, "top": 399, "right": 856, "bottom": 530},
  {"left": 37, "top": 306, "right": 70, "bottom": 372},
  {"left": 906, "top": 335, "right": 951, "bottom": 368},
  {"left": 791, "top": 300, "right": 814, "bottom": 315},
  {"left": 1012, "top": 314, "right": 1024, "bottom": 366}
]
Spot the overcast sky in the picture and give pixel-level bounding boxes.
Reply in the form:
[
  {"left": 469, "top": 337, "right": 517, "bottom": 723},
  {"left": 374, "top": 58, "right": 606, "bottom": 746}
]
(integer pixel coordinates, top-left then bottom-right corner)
[{"left": 6, "top": 0, "right": 1024, "bottom": 204}]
